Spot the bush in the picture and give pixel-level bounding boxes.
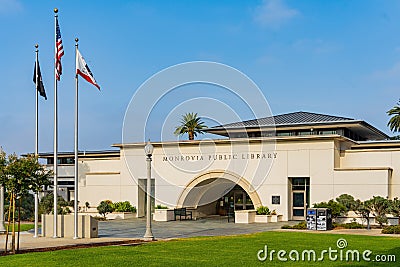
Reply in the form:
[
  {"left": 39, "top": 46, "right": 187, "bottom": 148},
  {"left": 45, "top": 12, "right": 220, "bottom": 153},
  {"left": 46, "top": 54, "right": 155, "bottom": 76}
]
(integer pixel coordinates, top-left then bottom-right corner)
[
  {"left": 382, "top": 225, "right": 400, "bottom": 234},
  {"left": 344, "top": 222, "right": 363, "bottom": 229},
  {"left": 281, "top": 221, "right": 307, "bottom": 230},
  {"left": 292, "top": 221, "right": 307, "bottom": 229},
  {"left": 334, "top": 222, "right": 364, "bottom": 229},
  {"left": 39, "top": 193, "right": 72, "bottom": 215},
  {"left": 97, "top": 200, "right": 114, "bottom": 218},
  {"left": 256, "top": 206, "right": 270, "bottom": 215},
  {"left": 112, "top": 201, "right": 136, "bottom": 213}
]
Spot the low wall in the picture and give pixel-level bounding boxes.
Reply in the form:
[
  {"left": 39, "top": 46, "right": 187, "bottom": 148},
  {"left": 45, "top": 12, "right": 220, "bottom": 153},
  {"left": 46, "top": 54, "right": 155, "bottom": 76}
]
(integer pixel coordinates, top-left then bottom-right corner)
[{"left": 41, "top": 214, "right": 98, "bottom": 238}]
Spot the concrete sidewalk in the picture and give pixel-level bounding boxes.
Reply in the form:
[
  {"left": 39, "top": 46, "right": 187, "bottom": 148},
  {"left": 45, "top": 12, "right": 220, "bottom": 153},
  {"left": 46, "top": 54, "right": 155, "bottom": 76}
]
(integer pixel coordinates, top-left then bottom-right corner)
[{"left": 0, "top": 217, "right": 293, "bottom": 253}]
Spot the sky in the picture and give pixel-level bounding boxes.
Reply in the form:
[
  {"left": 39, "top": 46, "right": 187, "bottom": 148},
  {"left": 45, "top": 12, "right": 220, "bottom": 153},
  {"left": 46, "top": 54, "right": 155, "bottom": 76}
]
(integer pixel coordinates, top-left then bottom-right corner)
[{"left": 1, "top": 0, "right": 400, "bottom": 155}]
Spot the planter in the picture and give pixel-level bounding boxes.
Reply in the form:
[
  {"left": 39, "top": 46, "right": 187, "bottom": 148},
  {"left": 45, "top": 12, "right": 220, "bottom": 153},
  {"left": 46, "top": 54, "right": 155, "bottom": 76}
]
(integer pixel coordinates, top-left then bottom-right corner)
[
  {"left": 235, "top": 210, "right": 256, "bottom": 224},
  {"left": 106, "top": 212, "right": 135, "bottom": 220},
  {"left": 255, "top": 215, "right": 269, "bottom": 223},
  {"left": 269, "top": 214, "right": 283, "bottom": 222},
  {"left": 41, "top": 214, "right": 98, "bottom": 238},
  {"left": 153, "top": 209, "right": 175, "bottom": 221}
]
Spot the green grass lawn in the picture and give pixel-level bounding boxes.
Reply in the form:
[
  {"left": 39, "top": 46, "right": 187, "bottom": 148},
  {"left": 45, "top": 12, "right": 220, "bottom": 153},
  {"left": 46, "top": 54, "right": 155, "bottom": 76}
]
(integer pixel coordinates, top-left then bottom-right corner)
[
  {"left": 1, "top": 231, "right": 399, "bottom": 266},
  {"left": 5, "top": 223, "right": 38, "bottom": 232}
]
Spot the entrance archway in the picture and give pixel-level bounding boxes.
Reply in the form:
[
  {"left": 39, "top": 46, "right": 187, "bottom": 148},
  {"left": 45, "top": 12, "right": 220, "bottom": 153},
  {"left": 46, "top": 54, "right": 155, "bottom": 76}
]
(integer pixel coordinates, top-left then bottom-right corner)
[{"left": 176, "top": 170, "right": 262, "bottom": 217}]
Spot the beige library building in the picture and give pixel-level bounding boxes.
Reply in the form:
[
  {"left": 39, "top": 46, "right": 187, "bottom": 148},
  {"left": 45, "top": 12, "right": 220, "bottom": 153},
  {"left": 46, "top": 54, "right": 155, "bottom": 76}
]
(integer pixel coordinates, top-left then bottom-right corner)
[{"left": 40, "top": 111, "right": 399, "bottom": 221}]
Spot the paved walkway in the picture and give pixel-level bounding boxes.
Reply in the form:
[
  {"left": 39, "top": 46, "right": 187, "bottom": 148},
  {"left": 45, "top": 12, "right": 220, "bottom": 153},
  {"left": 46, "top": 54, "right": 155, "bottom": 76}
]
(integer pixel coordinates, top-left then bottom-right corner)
[
  {"left": 0, "top": 217, "right": 294, "bottom": 253},
  {"left": 98, "top": 217, "right": 294, "bottom": 239}
]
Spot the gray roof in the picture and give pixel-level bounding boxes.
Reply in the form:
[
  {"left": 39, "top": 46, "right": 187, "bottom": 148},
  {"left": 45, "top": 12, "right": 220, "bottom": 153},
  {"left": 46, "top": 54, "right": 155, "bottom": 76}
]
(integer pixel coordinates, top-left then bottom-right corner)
[{"left": 214, "top": 111, "right": 354, "bottom": 128}]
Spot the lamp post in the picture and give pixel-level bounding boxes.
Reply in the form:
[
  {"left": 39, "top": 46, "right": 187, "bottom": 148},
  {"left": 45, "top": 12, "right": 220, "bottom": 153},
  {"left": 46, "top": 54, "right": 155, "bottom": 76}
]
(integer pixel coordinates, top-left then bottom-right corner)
[
  {"left": 143, "top": 140, "right": 154, "bottom": 241},
  {"left": 0, "top": 185, "right": 5, "bottom": 233}
]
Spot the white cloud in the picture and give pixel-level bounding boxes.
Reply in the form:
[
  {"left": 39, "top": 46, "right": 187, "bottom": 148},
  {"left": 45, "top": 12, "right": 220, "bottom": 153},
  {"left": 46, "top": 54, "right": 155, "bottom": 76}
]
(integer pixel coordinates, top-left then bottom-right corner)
[
  {"left": 0, "top": 0, "right": 22, "bottom": 14},
  {"left": 254, "top": 0, "right": 299, "bottom": 29}
]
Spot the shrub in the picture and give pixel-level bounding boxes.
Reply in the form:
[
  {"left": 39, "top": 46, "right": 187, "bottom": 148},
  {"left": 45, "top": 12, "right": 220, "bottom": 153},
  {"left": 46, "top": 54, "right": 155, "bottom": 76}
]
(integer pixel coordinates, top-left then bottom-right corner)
[
  {"left": 340, "top": 222, "right": 364, "bottom": 229},
  {"left": 97, "top": 200, "right": 114, "bottom": 218},
  {"left": 382, "top": 225, "right": 400, "bottom": 234},
  {"left": 292, "top": 221, "right": 307, "bottom": 229},
  {"left": 365, "top": 196, "right": 390, "bottom": 228},
  {"left": 256, "top": 206, "right": 270, "bottom": 215},
  {"left": 112, "top": 201, "right": 137, "bottom": 213},
  {"left": 39, "top": 193, "right": 72, "bottom": 215},
  {"left": 280, "top": 221, "right": 307, "bottom": 230}
]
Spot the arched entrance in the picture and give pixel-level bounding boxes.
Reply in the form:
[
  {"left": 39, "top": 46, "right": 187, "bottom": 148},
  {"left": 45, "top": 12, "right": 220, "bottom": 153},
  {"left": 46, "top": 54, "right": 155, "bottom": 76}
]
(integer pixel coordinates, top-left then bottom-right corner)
[{"left": 176, "top": 170, "right": 262, "bottom": 218}]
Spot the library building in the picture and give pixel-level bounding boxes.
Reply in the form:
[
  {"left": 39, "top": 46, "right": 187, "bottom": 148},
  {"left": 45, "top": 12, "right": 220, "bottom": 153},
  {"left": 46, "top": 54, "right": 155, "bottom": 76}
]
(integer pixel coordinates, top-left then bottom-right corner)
[{"left": 40, "top": 111, "right": 399, "bottom": 222}]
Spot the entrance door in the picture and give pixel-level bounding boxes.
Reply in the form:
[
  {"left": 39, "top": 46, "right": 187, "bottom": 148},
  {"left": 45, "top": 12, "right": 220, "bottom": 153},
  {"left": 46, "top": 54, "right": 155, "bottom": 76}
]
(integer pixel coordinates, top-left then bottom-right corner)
[
  {"left": 234, "top": 191, "right": 245, "bottom": 210},
  {"left": 292, "top": 191, "right": 306, "bottom": 220}
]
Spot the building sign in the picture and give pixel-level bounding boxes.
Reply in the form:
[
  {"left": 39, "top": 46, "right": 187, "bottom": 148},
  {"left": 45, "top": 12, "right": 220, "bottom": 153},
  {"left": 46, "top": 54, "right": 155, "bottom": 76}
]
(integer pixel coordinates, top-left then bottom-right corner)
[
  {"left": 162, "top": 152, "right": 277, "bottom": 162},
  {"left": 272, "top": 196, "right": 280, "bottom": 205}
]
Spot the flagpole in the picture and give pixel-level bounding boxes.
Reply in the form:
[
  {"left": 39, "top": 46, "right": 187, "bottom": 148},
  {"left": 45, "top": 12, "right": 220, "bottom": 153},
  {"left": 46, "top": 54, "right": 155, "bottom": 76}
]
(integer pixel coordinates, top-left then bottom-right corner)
[
  {"left": 34, "top": 44, "right": 39, "bottom": 238},
  {"left": 74, "top": 38, "right": 79, "bottom": 239},
  {"left": 53, "top": 8, "right": 59, "bottom": 239}
]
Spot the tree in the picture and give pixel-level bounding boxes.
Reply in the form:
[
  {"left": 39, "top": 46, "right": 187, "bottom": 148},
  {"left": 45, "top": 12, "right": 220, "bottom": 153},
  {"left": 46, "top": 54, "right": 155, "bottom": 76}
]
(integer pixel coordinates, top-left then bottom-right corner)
[
  {"left": 0, "top": 151, "right": 51, "bottom": 254},
  {"left": 387, "top": 101, "right": 400, "bottom": 132},
  {"left": 365, "top": 196, "right": 390, "bottom": 228},
  {"left": 336, "top": 194, "right": 356, "bottom": 214},
  {"left": 97, "top": 200, "right": 114, "bottom": 218},
  {"left": 174, "top": 113, "right": 206, "bottom": 140},
  {"left": 39, "top": 192, "right": 72, "bottom": 215},
  {"left": 388, "top": 197, "right": 400, "bottom": 225},
  {"left": 354, "top": 199, "right": 372, "bottom": 230}
]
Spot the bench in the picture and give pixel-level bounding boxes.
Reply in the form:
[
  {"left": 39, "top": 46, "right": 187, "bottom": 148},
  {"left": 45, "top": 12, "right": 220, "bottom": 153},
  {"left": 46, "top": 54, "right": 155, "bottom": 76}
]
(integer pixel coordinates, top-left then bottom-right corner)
[{"left": 174, "top": 208, "right": 192, "bottom": 221}]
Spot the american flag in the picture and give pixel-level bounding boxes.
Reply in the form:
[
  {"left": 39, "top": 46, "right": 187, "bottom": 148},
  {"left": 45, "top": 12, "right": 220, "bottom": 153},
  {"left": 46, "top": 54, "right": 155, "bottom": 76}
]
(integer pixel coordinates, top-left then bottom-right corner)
[{"left": 55, "top": 17, "right": 64, "bottom": 81}]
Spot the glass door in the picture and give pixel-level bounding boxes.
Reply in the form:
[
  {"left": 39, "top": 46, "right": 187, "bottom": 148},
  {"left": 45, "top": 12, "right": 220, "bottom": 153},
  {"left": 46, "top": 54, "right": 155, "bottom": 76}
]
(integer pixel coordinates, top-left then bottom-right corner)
[
  {"left": 234, "top": 191, "right": 245, "bottom": 210},
  {"left": 292, "top": 191, "right": 306, "bottom": 220}
]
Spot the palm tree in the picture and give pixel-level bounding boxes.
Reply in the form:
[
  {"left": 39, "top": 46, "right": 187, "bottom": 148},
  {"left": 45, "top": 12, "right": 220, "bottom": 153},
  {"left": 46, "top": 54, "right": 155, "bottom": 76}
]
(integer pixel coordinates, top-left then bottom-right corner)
[
  {"left": 174, "top": 113, "right": 206, "bottom": 140},
  {"left": 387, "top": 101, "right": 400, "bottom": 132}
]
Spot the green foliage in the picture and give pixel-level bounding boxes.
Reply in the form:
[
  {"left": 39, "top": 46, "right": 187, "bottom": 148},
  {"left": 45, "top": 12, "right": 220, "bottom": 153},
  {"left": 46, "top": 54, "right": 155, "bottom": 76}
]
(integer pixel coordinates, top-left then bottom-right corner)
[
  {"left": 256, "top": 206, "right": 270, "bottom": 215},
  {"left": 155, "top": 204, "right": 168, "bottom": 209},
  {"left": 335, "top": 194, "right": 356, "bottom": 213},
  {"left": 292, "top": 221, "right": 307, "bottom": 229},
  {"left": 97, "top": 200, "right": 115, "bottom": 218},
  {"left": 387, "top": 100, "right": 400, "bottom": 132},
  {"left": 112, "top": 201, "right": 136, "bottom": 213},
  {"left": 337, "top": 222, "right": 364, "bottom": 229},
  {"left": 280, "top": 221, "right": 307, "bottom": 229},
  {"left": 365, "top": 196, "right": 390, "bottom": 227},
  {"left": 313, "top": 199, "right": 346, "bottom": 218},
  {"left": 174, "top": 112, "right": 206, "bottom": 140},
  {"left": 388, "top": 197, "right": 400, "bottom": 219},
  {"left": 39, "top": 193, "right": 72, "bottom": 215},
  {"left": 4, "top": 193, "right": 34, "bottom": 221},
  {"left": 0, "top": 150, "right": 52, "bottom": 253},
  {"left": 381, "top": 225, "right": 400, "bottom": 234}
]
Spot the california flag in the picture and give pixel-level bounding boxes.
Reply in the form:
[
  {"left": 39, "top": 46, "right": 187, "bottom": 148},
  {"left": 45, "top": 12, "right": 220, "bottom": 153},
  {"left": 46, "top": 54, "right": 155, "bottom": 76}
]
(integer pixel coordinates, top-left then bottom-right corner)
[{"left": 76, "top": 49, "right": 100, "bottom": 90}]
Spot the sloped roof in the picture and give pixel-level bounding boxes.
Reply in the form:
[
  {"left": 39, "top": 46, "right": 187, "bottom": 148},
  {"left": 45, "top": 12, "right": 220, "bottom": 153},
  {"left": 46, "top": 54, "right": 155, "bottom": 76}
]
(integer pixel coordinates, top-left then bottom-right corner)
[{"left": 215, "top": 111, "right": 354, "bottom": 128}]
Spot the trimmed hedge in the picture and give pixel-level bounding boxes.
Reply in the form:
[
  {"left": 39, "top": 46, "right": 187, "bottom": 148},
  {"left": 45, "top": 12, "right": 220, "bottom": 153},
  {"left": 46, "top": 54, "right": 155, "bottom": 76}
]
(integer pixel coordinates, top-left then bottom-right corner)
[{"left": 382, "top": 225, "right": 400, "bottom": 234}]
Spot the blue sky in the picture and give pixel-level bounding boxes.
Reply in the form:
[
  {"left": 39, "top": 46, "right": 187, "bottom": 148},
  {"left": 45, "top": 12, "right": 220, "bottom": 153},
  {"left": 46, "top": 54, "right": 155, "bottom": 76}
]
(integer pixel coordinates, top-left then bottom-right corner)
[{"left": 1, "top": 0, "right": 400, "bottom": 155}]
